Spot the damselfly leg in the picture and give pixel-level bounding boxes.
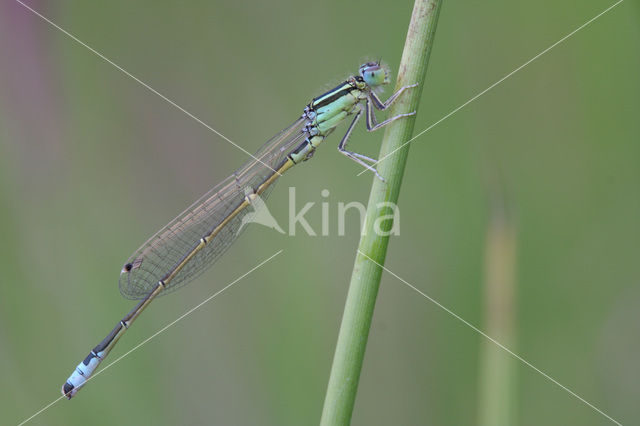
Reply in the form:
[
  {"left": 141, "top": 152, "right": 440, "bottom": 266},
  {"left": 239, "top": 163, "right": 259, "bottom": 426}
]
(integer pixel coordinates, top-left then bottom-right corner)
[{"left": 338, "top": 83, "right": 419, "bottom": 181}]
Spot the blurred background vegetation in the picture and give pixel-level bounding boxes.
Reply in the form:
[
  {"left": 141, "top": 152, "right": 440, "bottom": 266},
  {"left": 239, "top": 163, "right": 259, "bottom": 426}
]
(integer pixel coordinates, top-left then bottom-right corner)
[{"left": 1, "top": 0, "right": 638, "bottom": 425}]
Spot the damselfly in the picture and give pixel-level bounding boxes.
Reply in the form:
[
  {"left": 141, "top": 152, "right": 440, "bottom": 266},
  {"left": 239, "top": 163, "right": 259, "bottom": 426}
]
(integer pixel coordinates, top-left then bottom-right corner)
[{"left": 62, "top": 61, "right": 417, "bottom": 399}]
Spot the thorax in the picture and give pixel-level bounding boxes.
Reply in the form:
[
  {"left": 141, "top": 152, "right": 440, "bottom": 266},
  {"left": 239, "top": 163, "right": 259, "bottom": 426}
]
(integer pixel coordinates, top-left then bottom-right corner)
[{"left": 305, "top": 76, "right": 368, "bottom": 135}]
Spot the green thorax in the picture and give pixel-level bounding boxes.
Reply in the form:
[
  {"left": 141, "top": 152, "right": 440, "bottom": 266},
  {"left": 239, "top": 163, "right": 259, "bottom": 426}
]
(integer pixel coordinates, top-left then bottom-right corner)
[
  {"left": 288, "top": 61, "right": 389, "bottom": 164},
  {"left": 307, "top": 76, "right": 368, "bottom": 137}
]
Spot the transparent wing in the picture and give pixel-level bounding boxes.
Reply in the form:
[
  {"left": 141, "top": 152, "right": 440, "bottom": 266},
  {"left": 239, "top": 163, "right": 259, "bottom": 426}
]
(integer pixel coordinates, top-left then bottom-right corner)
[{"left": 119, "top": 117, "right": 308, "bottom": 299}]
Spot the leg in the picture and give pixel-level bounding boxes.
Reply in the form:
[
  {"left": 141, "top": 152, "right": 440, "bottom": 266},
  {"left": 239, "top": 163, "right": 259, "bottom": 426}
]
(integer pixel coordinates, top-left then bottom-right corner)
[
  {"left": 369, "top": 83, "right": 419, "bottom": 110},
  {"left": 337, "top": 108, "right": 385, "bottom": 182},
  {"left": 365, "top": 97, "right": 416, "bottom": 132}
]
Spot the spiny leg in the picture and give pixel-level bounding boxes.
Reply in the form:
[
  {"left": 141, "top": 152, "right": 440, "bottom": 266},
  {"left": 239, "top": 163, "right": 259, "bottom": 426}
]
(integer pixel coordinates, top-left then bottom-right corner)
[
  {"left": 338, "top": 84, "right": 418, "bottom": 181},
  {"left": 365, "top": 97, "right": 416, "bottom": 132},
  {"left": 347, "top": 150, "right": 378, "bottom": 164},
  {"left": 370, "top": 83, "right": 419, "bottom": 110},
  {"left": 342, "top": 152, "right": 385, "bottom": 182},
  {"left": 337, "top": 108, "right": 385, "bottom": 182}
]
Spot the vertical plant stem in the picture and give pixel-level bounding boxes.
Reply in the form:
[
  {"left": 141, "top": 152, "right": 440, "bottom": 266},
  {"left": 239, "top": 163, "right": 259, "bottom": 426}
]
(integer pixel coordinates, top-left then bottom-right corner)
[
  {"left": 478, "top": 184, "right": 518, "bottom": 426},
  {"left": 320, "top": 1, "right": 443, "bottom": 424}
]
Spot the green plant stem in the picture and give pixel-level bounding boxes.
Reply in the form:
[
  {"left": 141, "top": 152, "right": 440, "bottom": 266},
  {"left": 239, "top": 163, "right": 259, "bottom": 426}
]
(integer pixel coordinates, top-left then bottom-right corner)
[
  {"left": 478, "top": 183, "right": 517, "bottom": 426},
  {"left": 320, "top": 1, "right": 443, "bottom": 424}
]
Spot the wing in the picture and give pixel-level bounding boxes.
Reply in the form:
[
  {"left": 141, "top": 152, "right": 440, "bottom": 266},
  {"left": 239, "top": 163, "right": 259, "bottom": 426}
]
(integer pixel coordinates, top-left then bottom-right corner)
[{"left": 119, "top": 117, "right": 308, "bottom": 299}]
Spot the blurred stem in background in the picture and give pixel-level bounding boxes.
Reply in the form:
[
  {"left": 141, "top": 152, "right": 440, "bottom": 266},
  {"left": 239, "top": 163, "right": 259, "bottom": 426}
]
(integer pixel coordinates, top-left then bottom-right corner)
[
  {"left": 478, "top": 179, "right": 518, "bottom": 426},
  {"left": 320, "top": 0, "right": 443, "bottom": 424}
]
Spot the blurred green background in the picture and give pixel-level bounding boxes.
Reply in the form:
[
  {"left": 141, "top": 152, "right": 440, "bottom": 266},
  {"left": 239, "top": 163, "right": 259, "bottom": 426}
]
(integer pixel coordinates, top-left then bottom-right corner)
[{"left": 1, "top": 0, "right": 638, "bottom": 425}]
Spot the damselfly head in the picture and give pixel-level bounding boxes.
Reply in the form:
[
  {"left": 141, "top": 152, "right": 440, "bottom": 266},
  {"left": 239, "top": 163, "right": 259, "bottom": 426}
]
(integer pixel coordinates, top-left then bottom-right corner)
[{"left": 359, "top": 62, "right": 389, "bottom": 88}]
